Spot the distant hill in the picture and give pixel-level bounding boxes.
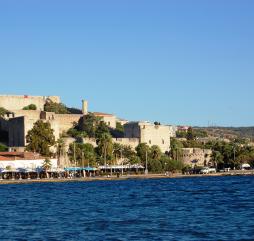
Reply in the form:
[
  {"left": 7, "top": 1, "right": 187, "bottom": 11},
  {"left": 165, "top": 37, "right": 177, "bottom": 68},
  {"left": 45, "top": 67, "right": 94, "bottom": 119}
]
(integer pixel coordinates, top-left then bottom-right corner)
[{"left": 194, "top": 127, "right": 254, "bottom": 140}]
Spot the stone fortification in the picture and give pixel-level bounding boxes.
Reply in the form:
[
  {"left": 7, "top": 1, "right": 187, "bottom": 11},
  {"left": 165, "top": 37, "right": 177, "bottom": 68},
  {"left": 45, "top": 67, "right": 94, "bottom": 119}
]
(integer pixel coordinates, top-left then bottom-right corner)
[
  {"left": 0, "top": 95, "right": 60, "bottom": 111},
  {"left": 124, "top": 122, "right": 173, "bottom": 153},
  {"left": 181, "top": 148, "right": 212, "bottom": 167},
  {"left": 41, "top": 112, "right": 83, "bottom": 136}
]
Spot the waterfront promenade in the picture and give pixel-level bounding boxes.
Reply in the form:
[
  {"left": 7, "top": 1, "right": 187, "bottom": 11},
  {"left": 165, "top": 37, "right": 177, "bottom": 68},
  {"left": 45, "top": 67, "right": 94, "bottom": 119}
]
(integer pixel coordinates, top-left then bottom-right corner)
[{"left": 0, "top": 170, "right": 254, "bottom": 185}]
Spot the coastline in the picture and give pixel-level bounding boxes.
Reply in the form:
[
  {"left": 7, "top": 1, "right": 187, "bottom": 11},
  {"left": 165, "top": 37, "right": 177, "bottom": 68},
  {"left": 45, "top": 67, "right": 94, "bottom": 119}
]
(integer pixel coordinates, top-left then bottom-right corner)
[{"left": 0, "top": 170, "right": 253, "bottom": 185}]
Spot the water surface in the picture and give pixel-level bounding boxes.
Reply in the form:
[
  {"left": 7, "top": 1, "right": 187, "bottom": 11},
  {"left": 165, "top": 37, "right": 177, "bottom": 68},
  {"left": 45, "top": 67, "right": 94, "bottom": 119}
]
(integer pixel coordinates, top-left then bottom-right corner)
[{"left": 0, "top": 176, "right": 254, "bottom": 240}]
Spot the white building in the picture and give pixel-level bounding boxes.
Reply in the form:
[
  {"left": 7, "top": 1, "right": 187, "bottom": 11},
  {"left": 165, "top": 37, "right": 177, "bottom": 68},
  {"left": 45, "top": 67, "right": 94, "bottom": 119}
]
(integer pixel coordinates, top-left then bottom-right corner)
[{"left": 0, "top": 152, "right": 58, "bottom": 171}]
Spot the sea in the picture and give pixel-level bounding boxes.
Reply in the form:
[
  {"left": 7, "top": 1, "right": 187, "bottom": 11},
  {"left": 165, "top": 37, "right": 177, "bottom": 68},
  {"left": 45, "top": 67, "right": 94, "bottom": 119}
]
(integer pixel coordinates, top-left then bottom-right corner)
[{"left": 0, "top": 176, "right": 254, "bottom": 241}]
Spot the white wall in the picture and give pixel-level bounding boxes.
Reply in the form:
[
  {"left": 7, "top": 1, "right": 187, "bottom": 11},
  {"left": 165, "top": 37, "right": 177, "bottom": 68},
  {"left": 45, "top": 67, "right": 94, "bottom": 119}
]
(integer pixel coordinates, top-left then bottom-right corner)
[{"left": 0, "top": 159, "right": 58, "bottom": 170}]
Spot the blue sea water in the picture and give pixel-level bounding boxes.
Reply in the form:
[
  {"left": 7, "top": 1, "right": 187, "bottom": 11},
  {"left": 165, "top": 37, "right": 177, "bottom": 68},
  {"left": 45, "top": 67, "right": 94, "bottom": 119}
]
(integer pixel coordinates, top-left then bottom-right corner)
[{"left": 0, "top": 176, "right": 254, "bottom": 241}]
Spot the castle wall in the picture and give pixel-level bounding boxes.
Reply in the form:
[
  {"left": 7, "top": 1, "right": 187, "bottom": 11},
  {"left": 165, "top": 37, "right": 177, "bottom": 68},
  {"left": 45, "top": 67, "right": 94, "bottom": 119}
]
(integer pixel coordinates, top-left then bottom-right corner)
[
  {"left": 13, "top": 110, "right": 42, "bottom": 119},
  {"left": 101, "top": 116, "right": 117, "bottom": 129},
  {"left": 140, "top": 124, "right": 171, "bottom": 153},
  {"left": 0, "top": 95, "right": 60, "bottom": 111},
  {"left": 54, "top": 114, "right": 82, "bottom": 134},
  {"left": 124, "top": 122, "right": 171, "bottom": 153},
  {"left": 113, "top": 138, "right": 140, "bottom": 150},
  {"left": 181, "top": 148, "right": 212, "bottom": 167}
]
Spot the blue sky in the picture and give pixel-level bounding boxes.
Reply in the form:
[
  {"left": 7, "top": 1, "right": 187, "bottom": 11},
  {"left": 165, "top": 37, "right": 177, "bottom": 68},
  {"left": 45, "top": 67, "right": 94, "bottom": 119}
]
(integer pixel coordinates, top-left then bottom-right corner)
[{"left": 0, "top": 0, "right": 253, "bottom": 126}]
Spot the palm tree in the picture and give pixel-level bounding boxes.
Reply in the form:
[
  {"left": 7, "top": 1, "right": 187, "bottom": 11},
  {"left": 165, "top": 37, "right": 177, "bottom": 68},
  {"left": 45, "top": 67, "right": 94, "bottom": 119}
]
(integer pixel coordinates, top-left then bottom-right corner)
[
  {"left": 98, "top": 133, "right": 113, "bottom": 166},
  {"left": 150, "top": 145, "right": 162, "bottom": 160},
  {"left": 211, "top": 151, "right": 223, "bottom": 169},
  {"left": 42, "top": 158, "right": 52, "bottom": 178},
  {"left": 113, "top": 143, "right": 122, "bottom": 164}
]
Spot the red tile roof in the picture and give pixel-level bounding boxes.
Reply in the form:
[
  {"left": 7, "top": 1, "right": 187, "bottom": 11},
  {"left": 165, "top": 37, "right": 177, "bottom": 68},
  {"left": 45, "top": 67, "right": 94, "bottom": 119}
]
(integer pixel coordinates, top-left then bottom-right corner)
[{"left": 0, "top": 156, "right": 11, "bottom": 161}]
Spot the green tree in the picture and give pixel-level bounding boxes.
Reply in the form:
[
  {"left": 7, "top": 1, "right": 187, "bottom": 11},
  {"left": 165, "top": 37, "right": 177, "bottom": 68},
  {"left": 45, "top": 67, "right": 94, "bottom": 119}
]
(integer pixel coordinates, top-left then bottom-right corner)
[
  {"left": 176, "top": 130, "right": 187, "bottom": 138},
  {"left": 42, "top": 158, "right": 52, "bottom": 178},
  {"left": 26, "top": 120, "right": 56, "bottom": 156},
  {"left": 170, "top": 138, "right": 183, "bottom": 160},
  {"left": 136, "top": 143, "right": 150, "bottom": 165},
  {"left": 167, "top": 159, "right": 185, "bottom": 173},
  {"left": 0, "top": 107, "right": 9, "bottom": 117},
  {"left": 44, "top": 101, "right": 70, "bottom": 114},
  {"left": 116, "top": 122, "right": 124, "bottom": 133},
  {"left": 122, "top": 145, "right": 136, "bottom": 162},
  {"left": 23, "top": 104, "right": 37, "bottom": 110},
  {"left": 211, "top": 151, "right": 223, "bottom": 168},
  {"left": 160, "top": 155, "right": 185, "bottom": 173},
  {"left": 113, "top": 143, "right": 123, "bottom": 161},
  {"left": 148, "top": 159, "right": 163, "bottom": 173},
  {"left": 97, "top": 133, "right": 113, "bottom": 165},
  {"left": 150, "top": 145, "right": 162, "bottom": 160},
  {"left": 95, "top": 121, "right": 110, "bottom": 140},
  {"left": 77, "top": 113, "right": 101, "bottom": 138},
  {"left": 187, "top": 127, "right": 195, "bottom": 140},
  {"left": 82, "top": 143, "right": 97, "bottom": 166},
  {"left": 69, "top": 142, "right": 97, "bottom": 167}
]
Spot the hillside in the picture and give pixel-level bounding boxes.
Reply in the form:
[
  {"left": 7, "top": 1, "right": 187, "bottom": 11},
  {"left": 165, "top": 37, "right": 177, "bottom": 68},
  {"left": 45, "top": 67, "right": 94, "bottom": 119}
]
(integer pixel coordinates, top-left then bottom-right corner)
[{"left": 195, "top": 127, "right": 254, "bottom": 140}]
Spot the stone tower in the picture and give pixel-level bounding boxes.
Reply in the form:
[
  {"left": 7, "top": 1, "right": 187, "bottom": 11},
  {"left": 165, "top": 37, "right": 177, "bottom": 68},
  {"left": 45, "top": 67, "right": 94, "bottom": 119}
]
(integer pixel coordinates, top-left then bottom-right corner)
[{"left": 82, "top": 100, "right": 88, "bottom": 115}]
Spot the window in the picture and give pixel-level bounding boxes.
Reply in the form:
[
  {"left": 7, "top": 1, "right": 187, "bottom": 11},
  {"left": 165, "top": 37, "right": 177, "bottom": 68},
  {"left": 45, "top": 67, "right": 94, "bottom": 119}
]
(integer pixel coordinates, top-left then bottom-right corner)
[
  {"left": 149, "top": 140, "right": 151, "bottom": 144},
  {"left": 162, "top": 139, "right": 165, "bottom": 144}
]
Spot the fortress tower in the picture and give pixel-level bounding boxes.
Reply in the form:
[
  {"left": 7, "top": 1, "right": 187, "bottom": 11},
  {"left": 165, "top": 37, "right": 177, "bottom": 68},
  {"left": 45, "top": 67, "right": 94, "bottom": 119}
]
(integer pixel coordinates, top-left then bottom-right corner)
[{"left": 82, "top": 100, "right": 88, "bottom": 115}]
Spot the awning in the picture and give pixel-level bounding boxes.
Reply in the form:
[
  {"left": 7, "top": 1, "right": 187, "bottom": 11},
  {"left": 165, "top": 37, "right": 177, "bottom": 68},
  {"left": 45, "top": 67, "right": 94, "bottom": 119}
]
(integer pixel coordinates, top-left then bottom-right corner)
[
  {"left": 242, "top": 163, "right": 251, "bottom": 168},
  {"left": 64, "top": 167, "right": 97, "bottom": 171}
]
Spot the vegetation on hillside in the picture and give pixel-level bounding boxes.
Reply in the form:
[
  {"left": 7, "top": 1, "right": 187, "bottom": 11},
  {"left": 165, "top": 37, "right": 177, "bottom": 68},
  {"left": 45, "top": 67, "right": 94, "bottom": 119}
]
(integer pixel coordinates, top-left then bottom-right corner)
[
  {"left": 176, "top": 127, "right": 208, "bottom": 139},
  {"left": 44, "top": 100, "right": 83, "bottom": 114},
  {"left": 44, "top": 101, "right": 70, "bottom": 114},
  {"left": 23, "top": 104, "right": 37, "bottom": 110},
  {"left": 195, "top": 127, "right": 254, "bottom": 140}
]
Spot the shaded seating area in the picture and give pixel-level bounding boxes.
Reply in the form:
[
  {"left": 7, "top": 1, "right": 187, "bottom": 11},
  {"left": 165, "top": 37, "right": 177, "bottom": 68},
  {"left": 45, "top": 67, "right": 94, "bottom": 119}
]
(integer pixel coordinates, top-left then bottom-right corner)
[
  {"left": 99, "top": 164, "right": 145, "bottom": 175},
  {"left": 64, "top": 167, "right": 98, "bottom": 178},
  {"left": 0, "top": 167, "right": 66, "bottom": 180}
]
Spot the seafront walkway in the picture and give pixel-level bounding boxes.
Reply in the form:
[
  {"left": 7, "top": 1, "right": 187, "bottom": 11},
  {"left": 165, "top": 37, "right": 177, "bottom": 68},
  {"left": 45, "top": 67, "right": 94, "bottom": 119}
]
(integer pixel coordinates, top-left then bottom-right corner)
[{"left": 0, "top": 170, "right": 253, "bottom": 185}]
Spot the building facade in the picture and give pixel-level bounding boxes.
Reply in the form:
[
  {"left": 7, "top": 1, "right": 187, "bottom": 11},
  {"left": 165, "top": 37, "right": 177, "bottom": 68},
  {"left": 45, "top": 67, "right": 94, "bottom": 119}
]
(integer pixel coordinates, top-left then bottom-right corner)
[
  {"left": 124, "top": 122, "right": 174, "bottom": 153},
  {"left": 0, "top": 95, "right": 118, "bottom": 148}
]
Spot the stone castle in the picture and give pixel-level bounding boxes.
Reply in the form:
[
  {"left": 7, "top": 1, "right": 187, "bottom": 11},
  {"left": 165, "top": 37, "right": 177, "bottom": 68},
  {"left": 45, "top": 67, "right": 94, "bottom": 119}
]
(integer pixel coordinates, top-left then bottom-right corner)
[{"left": 0, "top": 95, "right": 176, "bottom": 160}]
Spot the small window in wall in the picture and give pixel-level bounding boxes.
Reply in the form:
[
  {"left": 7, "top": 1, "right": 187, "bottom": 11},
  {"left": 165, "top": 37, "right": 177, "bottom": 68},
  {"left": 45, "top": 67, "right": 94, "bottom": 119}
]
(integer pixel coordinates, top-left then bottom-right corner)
[
  {"left": 162, "top": 139, "right": 165, "bottom": 144},
  {"left": 149, "top": 140, "right": 151, "bottom": 144}
]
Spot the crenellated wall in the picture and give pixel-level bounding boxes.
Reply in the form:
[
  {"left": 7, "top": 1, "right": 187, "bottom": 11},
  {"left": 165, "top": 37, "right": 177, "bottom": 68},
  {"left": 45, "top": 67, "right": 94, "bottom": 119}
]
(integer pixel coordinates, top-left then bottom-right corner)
[{"left": 0, "top": 95, "right": 60, "bottom": 111}]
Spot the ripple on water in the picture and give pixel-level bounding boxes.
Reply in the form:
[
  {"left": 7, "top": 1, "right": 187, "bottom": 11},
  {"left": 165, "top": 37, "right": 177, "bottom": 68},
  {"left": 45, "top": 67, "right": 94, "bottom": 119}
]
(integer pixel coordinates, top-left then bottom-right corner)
[{"left": 0, "top": 176, "right": 254, "bottom": 240}]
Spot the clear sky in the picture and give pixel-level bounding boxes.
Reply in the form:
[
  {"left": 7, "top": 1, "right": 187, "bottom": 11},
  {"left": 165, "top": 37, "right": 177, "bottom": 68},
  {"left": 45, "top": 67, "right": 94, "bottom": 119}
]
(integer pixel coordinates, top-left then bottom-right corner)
[{"left": 0, "top": 0, "right": 253, "bottom": 127}]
